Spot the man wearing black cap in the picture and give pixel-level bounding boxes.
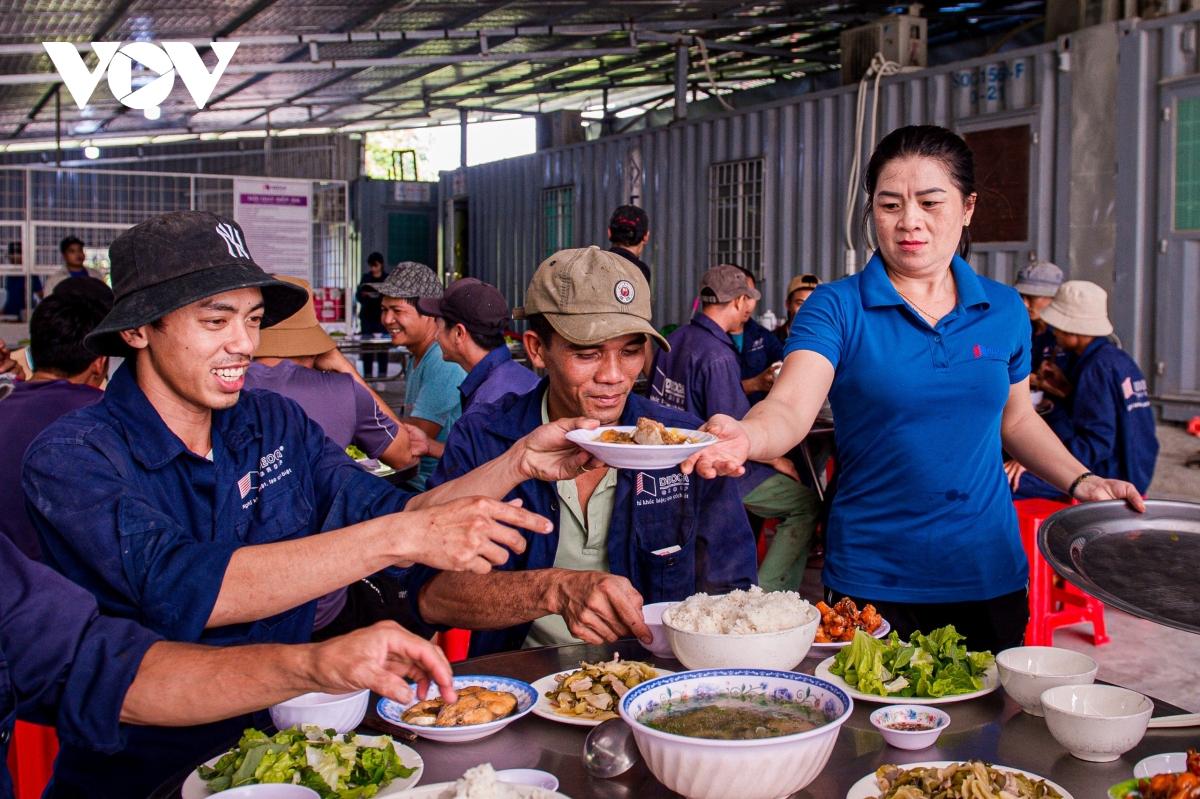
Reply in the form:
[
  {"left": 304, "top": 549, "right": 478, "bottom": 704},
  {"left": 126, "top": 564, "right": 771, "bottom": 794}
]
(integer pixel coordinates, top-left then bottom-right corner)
[
  {"left": 21, "top": 211, "right": 605, "bottom": 797},
  {"left": 420, "top": 277, "right": 539, "bottom": 415}
]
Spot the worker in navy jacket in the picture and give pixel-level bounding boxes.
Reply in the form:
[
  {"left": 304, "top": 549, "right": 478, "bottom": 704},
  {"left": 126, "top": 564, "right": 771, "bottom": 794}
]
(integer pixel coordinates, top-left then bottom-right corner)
[
  {"left": 411, "top": 248, "right": 757, "bottom": 657},
  {"left": 1008, "top": 281, "right": 1159, "bottom": 498}
]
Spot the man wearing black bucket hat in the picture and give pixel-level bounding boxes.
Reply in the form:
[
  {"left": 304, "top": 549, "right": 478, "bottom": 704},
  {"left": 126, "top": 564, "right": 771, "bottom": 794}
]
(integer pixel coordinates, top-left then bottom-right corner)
[{"left": 21, "top": 211, "right": 604, "bottom": 797}]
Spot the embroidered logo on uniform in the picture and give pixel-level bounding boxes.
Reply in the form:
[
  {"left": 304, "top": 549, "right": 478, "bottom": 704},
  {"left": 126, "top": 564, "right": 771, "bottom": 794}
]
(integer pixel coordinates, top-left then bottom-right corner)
[
  {"left": 239, "top": 444, "right": 292, "bottom": 509},
  {"left": 215, "top": 222, "right": 250, "bottom": 259},
  {"left": 237, "top": 472, "right": 255, "bottom": 498},
  {"left": 972, "top": 343, "right": 1005, "bottom": 359},
  {"left": 614, "top": 280, "right": 635, "bottom": 305},
  {"left": 634, "top": 470, "right": 691, "bottom": 507},
  {"left": 1122, "top": 376, "right": 1151, "bottom": 410},
  {"left": 636, "top": 472, "right": 657, "bottom": 497}
]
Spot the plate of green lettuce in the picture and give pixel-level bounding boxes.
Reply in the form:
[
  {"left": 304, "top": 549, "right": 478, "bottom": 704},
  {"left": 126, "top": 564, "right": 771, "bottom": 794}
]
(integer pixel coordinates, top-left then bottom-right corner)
[
  {"left": 182, "top": 726, "right": 423, "bottom": 798},
  {"left": 814, "top": 625, "right": 998, "bottom": 704}
]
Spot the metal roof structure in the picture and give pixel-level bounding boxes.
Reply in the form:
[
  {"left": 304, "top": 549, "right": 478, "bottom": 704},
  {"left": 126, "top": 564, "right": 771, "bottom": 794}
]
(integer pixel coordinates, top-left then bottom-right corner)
[{"left": 0, "top": 0, "right": 1042, "bottom": 146}]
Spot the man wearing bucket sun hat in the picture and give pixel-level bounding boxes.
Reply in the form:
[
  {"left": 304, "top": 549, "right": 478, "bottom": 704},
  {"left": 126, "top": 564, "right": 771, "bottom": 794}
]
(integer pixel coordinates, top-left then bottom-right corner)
[
  {"left": 1008, "top": 280, "right": 1159, "bottom": 500},
  {"left": 20, "top": 212, "right": 609, "bottom": 796},
  {"left": 403, "top": 246, "right": 757, "bottom": 657}
]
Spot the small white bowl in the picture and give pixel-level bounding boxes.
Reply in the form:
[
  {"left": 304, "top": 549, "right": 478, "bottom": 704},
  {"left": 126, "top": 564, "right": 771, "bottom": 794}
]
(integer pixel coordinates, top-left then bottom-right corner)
[
  {"left": 496, "top": 769, "right": 560, "bottom": 791},
  {"left": 619, "top": 669, "right": 853, "bottom": 799},
  {"left": 1041, "top": 684, "right": 1153, "bottom": 762},
  {"left": 662, "top": 603, "right": 819, "bottom": 670},
  {"left": 217, "top": 786, "right": 320, "bottom": 799},
  {"left": 269, "top": 689, "right": 369, "bottom": 734},
  {"left": 1030, "top": 389, "right": 1045, "bottom": 406},
  {"left": 869, "top": 705, "right": 950, "bottom": 750},
  {"left": 1134, "top": 752, "right": 1189, "bottom": 779},
  {"left": 641, "top": 601, "right": 679, "bottom": 659},
  {"left": 376, "top": 675, "right": 538, "bottom": 743},
  {"left": 996, "top": 646, "right": 1098, "bottom": 716}
]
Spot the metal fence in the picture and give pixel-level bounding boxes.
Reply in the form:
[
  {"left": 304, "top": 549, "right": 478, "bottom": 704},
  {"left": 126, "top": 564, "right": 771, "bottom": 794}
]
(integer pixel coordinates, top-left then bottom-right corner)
[{"left": 0, "top": 166, "right": 350, "bottom": 323}]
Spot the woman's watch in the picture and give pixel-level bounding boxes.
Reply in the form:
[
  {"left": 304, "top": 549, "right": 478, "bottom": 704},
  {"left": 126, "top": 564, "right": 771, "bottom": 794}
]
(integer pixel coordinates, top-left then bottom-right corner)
[{"left": 1068, "top": 471, "right": 1096, "bottom": 499}]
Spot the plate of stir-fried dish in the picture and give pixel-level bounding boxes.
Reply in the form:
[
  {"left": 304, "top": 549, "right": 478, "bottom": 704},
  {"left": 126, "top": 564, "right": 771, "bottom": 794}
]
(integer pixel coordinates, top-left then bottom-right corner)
[
  {"left": 565, "top": 417, "right": 715, "bottom": 469},
  {"left": 1110, "top": 748, "right": 1200, "bottom": 798},
  {"left": 846, "top": 761, "right": 1072, "bottom": 799}
]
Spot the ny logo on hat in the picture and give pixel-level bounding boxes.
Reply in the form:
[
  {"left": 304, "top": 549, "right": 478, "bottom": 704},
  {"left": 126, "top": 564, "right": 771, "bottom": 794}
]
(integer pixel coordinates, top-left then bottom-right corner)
[{"left": 215, "top": 222, "right": 250, "bottom": 259}]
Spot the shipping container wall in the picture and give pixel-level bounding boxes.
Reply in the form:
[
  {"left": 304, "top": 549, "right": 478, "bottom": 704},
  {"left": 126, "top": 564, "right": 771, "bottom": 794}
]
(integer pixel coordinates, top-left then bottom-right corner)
[
  {"left": 1115, "top": 10, "right": 1200, "bottom": 421},
  {"left": 441, "top": 42, "right": 1064, "bottom": 330}
]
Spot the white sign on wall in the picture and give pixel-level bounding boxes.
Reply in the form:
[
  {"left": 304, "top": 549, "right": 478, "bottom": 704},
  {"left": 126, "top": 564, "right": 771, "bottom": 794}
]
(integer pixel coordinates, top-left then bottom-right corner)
[{"left": 233, "top": 179, "right": 313, "bottom": 282}]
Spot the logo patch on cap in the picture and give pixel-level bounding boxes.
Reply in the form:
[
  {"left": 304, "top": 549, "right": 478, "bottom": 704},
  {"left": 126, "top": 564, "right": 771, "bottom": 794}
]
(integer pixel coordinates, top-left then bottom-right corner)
[
  {"left": 614, "top": 279, "right": 635, "bottom": 305},
  {"left": 215, "top": 222, "right": 250, "bottom": 259}
]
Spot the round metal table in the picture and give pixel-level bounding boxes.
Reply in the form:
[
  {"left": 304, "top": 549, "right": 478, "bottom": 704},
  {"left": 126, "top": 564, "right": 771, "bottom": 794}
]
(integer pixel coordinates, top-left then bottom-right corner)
[{"left": 158, "top": 639, "right": 1193, "bottom": 798}]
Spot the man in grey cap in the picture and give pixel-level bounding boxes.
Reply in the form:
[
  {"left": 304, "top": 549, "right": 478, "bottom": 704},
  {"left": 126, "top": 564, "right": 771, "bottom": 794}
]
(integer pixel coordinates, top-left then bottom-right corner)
[
  {"left": 21, "top": 212, "right": 605, "bottom": 795},
  {"left": 378, "top": 261, "right": 467, "bottom": 488},
  {"left": 406, "top": 247, "right": 757, "bottom": 656},
  {"left": 651, "top": 264, "right": 821, "bottom": 593},
  {"left": 1014, "top": 260, "right": 1065, "bottom": 375}
]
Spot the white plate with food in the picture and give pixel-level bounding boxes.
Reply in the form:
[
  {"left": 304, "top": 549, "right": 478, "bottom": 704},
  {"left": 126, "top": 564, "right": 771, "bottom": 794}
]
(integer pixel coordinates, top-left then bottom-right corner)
[
  {"left": 811, "top": 618, "right": 890, "bottom": 652},
  {"left": 811, "top": 598, "right": 890, "bottom": 652},
  {"left": 814, "top": 657, "right": 999, "bottom": 705},
  {"left": 845, "top": 760, "right": 1073, "bottom": 799},
  {"left": 531, "top": 658, "right": 673, "bottom": 727},
  {"left": 181, "top": 732, "right": 422, "bottom": 799},
  {"left": 564, "top": 418, "right": 715, "bottom": 470},
  {"left": 395, "top": 786, "right": 570, "bottom": 799},
  {"left": 376, "top": 675, "right": 537, "bottom": 743}
]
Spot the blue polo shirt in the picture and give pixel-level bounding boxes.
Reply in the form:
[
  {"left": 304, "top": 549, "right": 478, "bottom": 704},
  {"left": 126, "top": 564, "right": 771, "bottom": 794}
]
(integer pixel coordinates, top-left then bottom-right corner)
[
  {"left": 785, "top": 251, "right": 1031, "bottom": 603},
  {"left": 413, "top": 382, "right": 757, "bottom": 656},
  {"left": 406, "top": 342, "right": 465, "bottom": 487},
  {"left": 22, "top": 363, "right": 415, "bottom": 797},
  {"left": 459, "top": 346, "right": 540, "bottom": 413},
  {"left": 1017, "top": 338, "right": 1158, "bottom": 499},
  {"left": 737, "top": 318, "right": 784, "bottom": 404},
  {"left": 0, "top": 534, "right": 161, "bottom": 799}
]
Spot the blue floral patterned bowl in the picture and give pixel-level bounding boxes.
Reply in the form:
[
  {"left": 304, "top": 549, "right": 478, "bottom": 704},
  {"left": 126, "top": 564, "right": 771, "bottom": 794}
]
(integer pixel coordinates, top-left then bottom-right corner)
[
  {"left": 618, "top": 669, "right": 853, "bottom": 799},
  {"left": 869, "top": 704, "right": 950, "bottom": 750},
  {"left": 377, "top": 675, "right": 537, "bottom": 743}
]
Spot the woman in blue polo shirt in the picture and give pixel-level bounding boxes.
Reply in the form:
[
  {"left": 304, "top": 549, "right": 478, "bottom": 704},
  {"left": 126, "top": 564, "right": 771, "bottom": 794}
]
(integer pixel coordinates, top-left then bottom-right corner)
[{"left": 686, "top": 125, "right": 1144, "bottom": 651}]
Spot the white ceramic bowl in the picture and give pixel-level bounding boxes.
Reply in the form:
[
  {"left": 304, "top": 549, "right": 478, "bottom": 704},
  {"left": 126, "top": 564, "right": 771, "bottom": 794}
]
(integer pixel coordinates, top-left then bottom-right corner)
[
  {"left": 869, "top": 705, "right": 950, "bottom": 750},
  {"left": 564, "top": 426, "right": 716, "bottom": 470},
  {"left": 1041, "top": 684, "right": 1153, "bottom": 762},
  {"left": 619, "top": 669, "right": 852, "bottom": 799},
  {"left": 376, "top": 675, "right": 538, "bottom": 743},
  {"left": 1030, "top": 389, "right": 1045, "bottom": 407},
  {"left": 996, "top": 646, "right": 1099, "bottom": 716},
  {"left": 269, "top": 689, "right": 369, "bottom": 734},
  {"left": 662, "top": 602, "right": 819, "bottom": 670},
  {"left": 217, "top": 786, "right": 320, "bottom": 799},
  {"left": 1135, "top": 752, "right": 1189, "bottom": 779},
  {"left": 641, "top": 601, "right": 679, "bottom": 659},
  {"left": 496, "top": 769, "right": 560, "bottom": 791}
]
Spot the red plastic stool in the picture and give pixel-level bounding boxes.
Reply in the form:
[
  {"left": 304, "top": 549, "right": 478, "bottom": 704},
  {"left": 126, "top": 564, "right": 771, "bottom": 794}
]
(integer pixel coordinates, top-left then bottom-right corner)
[
  {"left": 6, "top": 721, "right": 58, "bottom": 799},
  {"left": 1015, "top": 498, "right": 1110, "bottom": 647},
  {"left": 756, "top": 518, "right": 778, "bottom": 566},
  {"left": 436, "top": 629, "right": 472, "bottom": 663}
]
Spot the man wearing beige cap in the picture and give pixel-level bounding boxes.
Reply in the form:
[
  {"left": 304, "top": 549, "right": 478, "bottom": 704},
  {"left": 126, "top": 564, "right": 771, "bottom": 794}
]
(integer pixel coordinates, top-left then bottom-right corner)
[
  {"left": 1008, "top": 280, "right": 1159, "bottom": 499},
  {"left": 407, "top": 247, "right": 757, "bottom": 656},
  {"left": 651, "top": 264, "right": 821, "bottom": 593}
]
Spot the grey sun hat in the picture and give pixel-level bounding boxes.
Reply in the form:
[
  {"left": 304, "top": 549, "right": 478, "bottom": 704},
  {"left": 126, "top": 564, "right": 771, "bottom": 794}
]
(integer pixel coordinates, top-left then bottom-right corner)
[
  {"left": 378, "top": 261, "right": 443, "bottom": 300},
  {"left": 1014, "top": 260, "right": 1064, "bottom": 298},
  {"left": 84, "top": 210, "right": 308, "bottom": 357},
  {"left": 1039, "top": 280, "right": 1114, "bottom": 337}
]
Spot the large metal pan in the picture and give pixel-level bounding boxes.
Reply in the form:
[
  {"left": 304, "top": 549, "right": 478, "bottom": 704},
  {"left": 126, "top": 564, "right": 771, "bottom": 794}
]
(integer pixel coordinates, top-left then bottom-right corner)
[{"left": 1037, "top": 499, "right": 1200, "bottom": 635}]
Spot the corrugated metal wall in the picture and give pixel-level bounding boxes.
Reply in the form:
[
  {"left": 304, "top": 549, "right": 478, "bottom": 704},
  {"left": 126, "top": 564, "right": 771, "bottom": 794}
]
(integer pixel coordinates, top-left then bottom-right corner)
[
  {"left": 442, "top": 42, "right": 1065, "bottom": 329},
  {"left": 1116, "top": 10, "right": 1200, "bottom": 421}
]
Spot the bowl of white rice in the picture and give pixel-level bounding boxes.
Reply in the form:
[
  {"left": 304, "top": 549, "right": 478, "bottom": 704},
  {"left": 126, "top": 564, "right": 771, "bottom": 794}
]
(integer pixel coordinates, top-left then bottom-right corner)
[{"left": 661, "top": 586, "right": 819, "bottom": 670}]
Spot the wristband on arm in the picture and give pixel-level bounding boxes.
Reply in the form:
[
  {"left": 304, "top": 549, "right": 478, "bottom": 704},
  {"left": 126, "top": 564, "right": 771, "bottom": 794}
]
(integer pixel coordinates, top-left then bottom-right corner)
[{"left": 1068, "top": 471, "right": 1096, "bottom": 499}]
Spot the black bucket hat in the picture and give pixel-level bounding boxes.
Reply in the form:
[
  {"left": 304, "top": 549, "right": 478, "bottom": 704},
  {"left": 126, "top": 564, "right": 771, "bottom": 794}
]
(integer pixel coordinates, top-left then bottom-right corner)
[{"left": 85, "top": 210, "right": 309, "bottom": 356}]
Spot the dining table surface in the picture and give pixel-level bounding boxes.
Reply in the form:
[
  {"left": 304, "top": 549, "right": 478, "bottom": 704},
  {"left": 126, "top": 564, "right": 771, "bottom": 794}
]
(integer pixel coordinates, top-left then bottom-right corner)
[{"left": 156, "top": 637, "right": 1196, "bottom": 799}]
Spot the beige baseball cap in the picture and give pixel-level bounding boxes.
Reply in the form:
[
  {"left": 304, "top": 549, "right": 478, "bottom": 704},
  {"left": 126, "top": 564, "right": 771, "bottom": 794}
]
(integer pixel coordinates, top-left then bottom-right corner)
[
  {"left": 517, "top": 246, "right": 669, "bottom": 350},
  {"left": 1039, "top": 280, "right": 1114, "bottom": 337}
]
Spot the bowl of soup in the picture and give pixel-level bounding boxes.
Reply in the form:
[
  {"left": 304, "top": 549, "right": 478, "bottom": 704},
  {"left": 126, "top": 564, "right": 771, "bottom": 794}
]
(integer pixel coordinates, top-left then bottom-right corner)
[{"left": 618, "top": 668, "right": 853, "bottom": 799}]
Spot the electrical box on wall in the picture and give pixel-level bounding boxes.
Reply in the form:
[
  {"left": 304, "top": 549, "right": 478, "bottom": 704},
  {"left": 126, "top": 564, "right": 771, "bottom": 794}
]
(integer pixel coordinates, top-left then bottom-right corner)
[{"left": 840, "top": 9, "right": 928, "bottom": 84}]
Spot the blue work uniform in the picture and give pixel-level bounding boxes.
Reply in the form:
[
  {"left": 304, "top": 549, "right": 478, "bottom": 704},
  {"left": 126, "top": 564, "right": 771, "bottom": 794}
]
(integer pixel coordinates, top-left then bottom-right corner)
[
  {"left": 1030, "top": 324, "right": 1061, "bottom": 374},
  {"left": 21, "top": 364, "right": 414, "bottom": 798},
  {"left": 649, "top": 312, "right": 773, "bottom": 493},
  {"left": 412, "top": 383, "right": 757, "bottom": 656},
  {"left": 459, "top": 346, "right": 540, "bottom": 414},
  {"left": 737, "top": 317, "right": 784, "bottom": 404},
  {"left": 785, "top": 251, "right": 1031, "bottom": 604},
  {"left": 1016, "top": 338, "right": 1159, "bottom": 499},
  {"left": 0, "top": 534, "right": 161, "bottom": 799}
]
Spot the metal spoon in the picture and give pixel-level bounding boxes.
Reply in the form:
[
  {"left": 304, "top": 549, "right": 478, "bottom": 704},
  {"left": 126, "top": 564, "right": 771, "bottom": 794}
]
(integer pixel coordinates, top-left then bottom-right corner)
[{"left": 584, "top": 718, "right": 639, "bottom": 778}]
